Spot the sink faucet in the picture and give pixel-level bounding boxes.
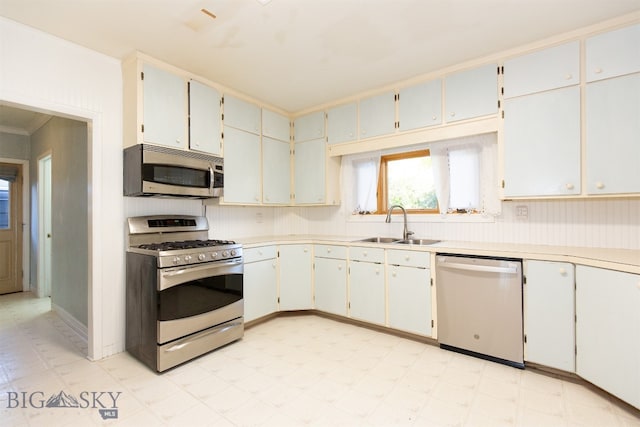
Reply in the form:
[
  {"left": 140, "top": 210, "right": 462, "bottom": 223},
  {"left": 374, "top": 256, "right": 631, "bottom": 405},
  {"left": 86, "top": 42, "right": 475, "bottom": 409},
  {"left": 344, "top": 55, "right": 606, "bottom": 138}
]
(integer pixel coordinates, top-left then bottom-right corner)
[{"left": 385, "top": 205, "right": 414, "bottom": 240}]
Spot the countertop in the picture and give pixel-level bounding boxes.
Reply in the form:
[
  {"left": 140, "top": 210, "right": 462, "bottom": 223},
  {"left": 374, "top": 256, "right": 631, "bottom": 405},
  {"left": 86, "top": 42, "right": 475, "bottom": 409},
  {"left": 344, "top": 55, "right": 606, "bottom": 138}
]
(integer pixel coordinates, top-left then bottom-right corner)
[{"left": 238, "top": 235, "right": 640, "bottom": 274}]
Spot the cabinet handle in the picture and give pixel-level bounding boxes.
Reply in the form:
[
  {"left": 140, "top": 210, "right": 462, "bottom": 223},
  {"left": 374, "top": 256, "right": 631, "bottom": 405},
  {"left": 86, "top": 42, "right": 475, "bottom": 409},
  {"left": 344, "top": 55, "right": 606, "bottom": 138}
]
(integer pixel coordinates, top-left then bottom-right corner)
[
  {"left": 338, "top": 265, "right": 342, "bottom": 270},
  {"left": 176, "top": 139, "right": 181, "bottom": 144},
  {"left": 565, "top": 74, "right": 573, "bottom": 80},
  {"left": 327, "top": 248, "right": 332, "bottom": 253},
  {"left": 363, "top": 251, "right": 368, "bottom": 257},
  {"left": 361, "top": 130, "right": 367, "bottom": 135},
  {"left": 405, "top": 256, "right": 411, "bottom": 261},
  {"left": 375, "top": 269, "right": 380, "bottom": 275},
  {"left": 392, "top": 272, "right": 397, "bottom": 277},
  {"left": 432, "top": 115, "right": 437, "bottom": 121},
  {"left": 594, "top": 68, "right": 603, "bottom": 74},
  {"left": 566, "top": 183, "right": 574, "bottom": 190},
  {"left": 450, "top": 112, "right": 456, "bottom": 117},
  {"left": 595, "top": 182, "right": 605, "bottom": 190},
  {"left": 559, "top": 268, "right": 567, "bottom": 276},
  {"left": 304, "top": 248, "right": 308, "bottom": 253}
]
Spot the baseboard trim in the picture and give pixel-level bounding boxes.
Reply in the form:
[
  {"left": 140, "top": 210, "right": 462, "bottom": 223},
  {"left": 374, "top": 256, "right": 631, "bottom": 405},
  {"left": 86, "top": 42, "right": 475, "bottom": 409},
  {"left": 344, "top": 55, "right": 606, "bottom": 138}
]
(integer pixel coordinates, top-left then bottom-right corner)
[{"left": 52, "top": 302, "right": 88, "bottom": 345}]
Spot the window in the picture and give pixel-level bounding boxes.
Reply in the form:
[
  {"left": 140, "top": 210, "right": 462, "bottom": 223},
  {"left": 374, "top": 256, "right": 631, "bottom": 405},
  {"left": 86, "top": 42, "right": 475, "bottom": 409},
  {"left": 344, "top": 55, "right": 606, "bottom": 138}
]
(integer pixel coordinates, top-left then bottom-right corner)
[
  {"left": 0, "top": 179, "right": 9, "bottom": 229},
  {"left": 347, "top": 133, "right": 500, "bottom": 217},
  {"left": 376, "top": 150, "right": 438, "bottom": 214}
]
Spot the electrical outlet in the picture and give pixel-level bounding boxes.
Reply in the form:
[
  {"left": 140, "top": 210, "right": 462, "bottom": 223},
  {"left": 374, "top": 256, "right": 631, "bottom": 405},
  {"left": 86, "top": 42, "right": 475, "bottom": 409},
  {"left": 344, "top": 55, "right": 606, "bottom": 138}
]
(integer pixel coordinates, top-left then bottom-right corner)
[{"left": 516, "top": 205, "right": 528, "bottom": 220}]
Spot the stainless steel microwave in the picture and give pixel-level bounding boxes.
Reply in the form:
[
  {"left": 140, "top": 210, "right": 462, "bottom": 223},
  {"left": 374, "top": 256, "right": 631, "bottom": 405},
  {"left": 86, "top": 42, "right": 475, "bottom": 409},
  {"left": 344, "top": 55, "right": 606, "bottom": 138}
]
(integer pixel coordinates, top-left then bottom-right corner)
[{"left": 124, "top": 144, "right": 223, "bottom": 198}]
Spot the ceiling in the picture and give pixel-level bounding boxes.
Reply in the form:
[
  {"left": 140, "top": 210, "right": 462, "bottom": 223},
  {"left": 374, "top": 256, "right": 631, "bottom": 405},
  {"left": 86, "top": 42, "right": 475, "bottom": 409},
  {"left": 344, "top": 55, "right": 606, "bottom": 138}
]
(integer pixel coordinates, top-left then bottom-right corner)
[{"left": 1, "top": 0, "right": 639, "bottom": 118}]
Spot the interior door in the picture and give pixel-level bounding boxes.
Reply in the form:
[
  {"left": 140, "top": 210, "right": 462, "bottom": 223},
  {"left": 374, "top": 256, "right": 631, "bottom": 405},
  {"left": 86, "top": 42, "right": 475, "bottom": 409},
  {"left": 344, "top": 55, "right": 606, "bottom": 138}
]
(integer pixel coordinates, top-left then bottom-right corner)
[
  {"left": 0, "top": 164, "right": 22, "bottom": 295},
  {"left": 38, "top": 155, "right": 52, "bottom": 297}
]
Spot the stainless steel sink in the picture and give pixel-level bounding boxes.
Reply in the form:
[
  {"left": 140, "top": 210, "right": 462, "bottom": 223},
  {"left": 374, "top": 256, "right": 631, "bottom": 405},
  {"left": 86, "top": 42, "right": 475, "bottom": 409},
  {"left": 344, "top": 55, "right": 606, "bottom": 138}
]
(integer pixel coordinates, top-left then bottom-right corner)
[
  {"left": 356, "top": 237, "right": 401, "bottom": 243},
  {"left": 395, "top": 239, "right": 441, "bottom": 246}
]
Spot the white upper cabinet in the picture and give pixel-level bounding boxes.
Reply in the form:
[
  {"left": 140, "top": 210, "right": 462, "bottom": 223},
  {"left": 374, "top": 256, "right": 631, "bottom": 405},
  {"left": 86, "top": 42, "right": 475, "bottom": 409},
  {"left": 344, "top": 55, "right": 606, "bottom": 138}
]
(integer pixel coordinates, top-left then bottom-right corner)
[
  {"left": 223, "top": 94, "right": 261, "bottom": 134},
  {"left": 262, "top": 108, "right": 290, "bottom": 142},
  {"left": 503, "top": 86, "right": 581, "bottom": 197},
  {"left": 358, "top": 92, "right": 396, "bottom": 139},
  {"left": 445, "top": 63, "right": 498, "bottom": 122},
  {"left": 586, "top": 23, "right": 640, "bottom": 82},
  {"left": 188, "top": 79, "right": 221, "bottom": 156},
  {"left": 142, "top": 63, "right": 187, "bottom": 148},
  {"left": 585, "top": 73, "right": 640, "bottom": 195},
  {"left": 294, "top": 138, "right": 326, "bottom": 204},
  {"left": 221, "top": 127, "right": 261, "bottom": 204},
  {"left": 398, "top": 79, "right": 442, "bottom": 131},
  {"left": 262, "top": 137, "right": 291, "bottom": 204},
  {"left": 294, "top": 111, "right": 325, "bottom": 142},
  {"left": 327, "top": 102, "right": 357, "bottom": 144},
  {"left": 503, "top": 41, "right": 580, "bottom": 98}
]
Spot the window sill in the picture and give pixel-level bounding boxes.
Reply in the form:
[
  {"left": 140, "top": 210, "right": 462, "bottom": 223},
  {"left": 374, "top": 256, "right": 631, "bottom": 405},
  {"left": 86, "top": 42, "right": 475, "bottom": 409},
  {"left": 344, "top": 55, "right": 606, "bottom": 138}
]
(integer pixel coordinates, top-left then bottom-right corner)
[{"left": 348, "top": 212, "right": 496, "bottom": 224}]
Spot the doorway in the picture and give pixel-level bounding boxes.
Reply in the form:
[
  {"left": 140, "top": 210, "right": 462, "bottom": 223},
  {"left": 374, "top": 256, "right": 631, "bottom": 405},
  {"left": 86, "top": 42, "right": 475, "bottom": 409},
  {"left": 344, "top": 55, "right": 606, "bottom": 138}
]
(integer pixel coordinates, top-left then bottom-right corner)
[
  {"left": 38, "top": 154, "right": 52, "bottom": 298},
  {"left": 0, "top": 163, "right": 23, "bottom": 295}
]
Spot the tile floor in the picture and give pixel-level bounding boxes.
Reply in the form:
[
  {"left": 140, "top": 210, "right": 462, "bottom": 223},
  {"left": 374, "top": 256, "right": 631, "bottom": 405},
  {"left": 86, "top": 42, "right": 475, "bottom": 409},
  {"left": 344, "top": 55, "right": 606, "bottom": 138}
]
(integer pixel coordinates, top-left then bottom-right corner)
[{"left": 1, "top": 292, "right": 639, "bottom": 426}]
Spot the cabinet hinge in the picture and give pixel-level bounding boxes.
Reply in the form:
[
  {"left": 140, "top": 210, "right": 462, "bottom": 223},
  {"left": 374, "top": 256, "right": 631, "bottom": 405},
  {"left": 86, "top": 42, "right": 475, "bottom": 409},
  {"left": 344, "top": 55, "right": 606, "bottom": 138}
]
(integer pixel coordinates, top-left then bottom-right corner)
[
  {"left": 394, "top": 93, "right": 399, "bottom": 101},
  {"left": 524, "top": 334, "right": 527, "bottom": 343},
  {"left": 523, "top": 275, "right": 527, "bottom": 285},
  {"left": 221, "top": 132, "right": 224, "bottom": 140},
  {"left": 497, "top": 100, "right": 501, "bottom": 109},
  {"left": 277, "top": 297, "right": 280, "bottom": 304},
  {"left": 501, "top": 179, "right": 505, "bottom": 189},
  {"left": 501, "top": 87, "right": 504, "bottom": 96},
  {"left": 430, "top": 278, "right": 433, "bottom": 286},
  {"left": 221, "top": 113, "right": 224, "bottom": 121},
  {"left": 431, "top": 319, "right": 434, "bottom": 328},
  {"left": 501, "top": 110, "right": 505, "bottom": 119},
  {"left": 141, "top": 124, "right": 144, "bottom": 133},
  {"left": 221, "top": 96, "right": 224, "bottom": 105},
  {"left": 140, "top": 71, "right": 144, "bottom": 80}
]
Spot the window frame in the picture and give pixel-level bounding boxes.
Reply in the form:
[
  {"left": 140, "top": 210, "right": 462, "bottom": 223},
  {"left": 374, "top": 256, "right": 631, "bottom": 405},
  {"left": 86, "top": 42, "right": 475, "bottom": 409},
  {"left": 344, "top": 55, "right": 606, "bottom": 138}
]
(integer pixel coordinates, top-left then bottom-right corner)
[{"left": 376, "top": 149, "right": 439, "bottom": 215}]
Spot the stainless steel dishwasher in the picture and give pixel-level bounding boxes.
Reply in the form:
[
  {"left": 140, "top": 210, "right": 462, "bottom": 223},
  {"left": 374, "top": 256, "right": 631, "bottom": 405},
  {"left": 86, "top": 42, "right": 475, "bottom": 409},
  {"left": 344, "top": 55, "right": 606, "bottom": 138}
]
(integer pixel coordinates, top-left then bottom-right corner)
[{"left": 436, "top": 254, "right": 524, "bottom": 368}]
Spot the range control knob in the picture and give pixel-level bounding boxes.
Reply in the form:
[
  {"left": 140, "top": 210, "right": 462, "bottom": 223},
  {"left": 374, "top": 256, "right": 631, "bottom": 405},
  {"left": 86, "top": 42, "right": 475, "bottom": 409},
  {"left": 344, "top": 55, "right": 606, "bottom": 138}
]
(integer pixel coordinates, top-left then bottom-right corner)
[
  {"left": 222, "top": 251, "right": 230, "bottom": 258},
  {"left": 211, "top": 252, "right": 218, "bottom": 259},
  {"left": 184, "top": 255, "right": 192, "bottom": 262},
  {"left": 198, "top": 254, "right": 206, "bottom": 261},
  {"left": 172, "top": 256, "right": 181, "bottom": 265},
  {"left": 231, "top": 249, "right": 237, "bottom": 257}
]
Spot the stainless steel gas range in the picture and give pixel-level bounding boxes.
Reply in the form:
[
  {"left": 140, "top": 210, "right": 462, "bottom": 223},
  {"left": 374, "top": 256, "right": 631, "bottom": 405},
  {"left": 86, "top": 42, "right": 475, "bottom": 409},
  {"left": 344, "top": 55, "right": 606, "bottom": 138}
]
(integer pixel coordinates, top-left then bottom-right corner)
[{"left": 126, "top": 215, "right": 243, "bottom": 372}]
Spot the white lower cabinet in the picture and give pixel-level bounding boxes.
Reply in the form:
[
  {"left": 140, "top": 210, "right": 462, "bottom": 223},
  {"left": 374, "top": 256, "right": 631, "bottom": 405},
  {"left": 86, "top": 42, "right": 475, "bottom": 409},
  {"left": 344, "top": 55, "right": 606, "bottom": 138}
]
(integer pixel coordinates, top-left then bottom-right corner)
[
  {"left": 313, "top": 245, "right": 348, "bottom": 316},
  {"left": 387, "top": 249, "right": 431, "bottom": 336},
  {"left": 278, "top": 245, "right": 313, "bottom": 310},
  {"left": 524, "top": 260, "right": 575, "bottom": 372},
  {"left": 348, "top": 247, "right": 385, "bottom": 325},
  {"left": 576, "top": 265, "right": 640, "bottom": 409},
  {"left": 243, "top": 246, "right": 278, "bottom": 322}
]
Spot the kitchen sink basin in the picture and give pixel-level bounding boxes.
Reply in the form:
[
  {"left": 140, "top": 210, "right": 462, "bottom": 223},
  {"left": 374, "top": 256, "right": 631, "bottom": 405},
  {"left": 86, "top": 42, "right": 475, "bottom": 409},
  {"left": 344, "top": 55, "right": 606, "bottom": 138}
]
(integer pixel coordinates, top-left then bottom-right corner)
[
  {"left": 356, "top": 237, "right": 401, "bottom": 243},
  {"left": 395, "top": 239, "right": 441, "bottom": 246}
]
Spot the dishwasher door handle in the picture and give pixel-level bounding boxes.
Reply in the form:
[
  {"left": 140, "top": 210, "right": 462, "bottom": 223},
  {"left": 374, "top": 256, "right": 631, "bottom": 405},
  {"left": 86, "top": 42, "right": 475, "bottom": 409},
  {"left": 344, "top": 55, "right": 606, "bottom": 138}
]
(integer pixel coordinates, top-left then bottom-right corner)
[{"left": 438, "top": 261, "right": 518, "bottom": 275}]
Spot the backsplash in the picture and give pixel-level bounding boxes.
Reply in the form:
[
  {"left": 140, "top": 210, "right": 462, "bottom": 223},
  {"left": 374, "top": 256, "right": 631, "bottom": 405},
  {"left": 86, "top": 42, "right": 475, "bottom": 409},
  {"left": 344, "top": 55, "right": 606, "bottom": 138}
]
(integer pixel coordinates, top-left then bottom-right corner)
[{"left": 205, "top": 198, "right": 640, "bottom": 250}]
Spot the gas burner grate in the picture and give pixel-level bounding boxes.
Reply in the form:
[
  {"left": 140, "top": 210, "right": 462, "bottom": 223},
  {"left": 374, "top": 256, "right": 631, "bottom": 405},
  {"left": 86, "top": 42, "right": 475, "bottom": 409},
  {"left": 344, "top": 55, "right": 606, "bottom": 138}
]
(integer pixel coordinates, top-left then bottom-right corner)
[{"left": 138, "top": 239, "right": 236, "bottom": 251}]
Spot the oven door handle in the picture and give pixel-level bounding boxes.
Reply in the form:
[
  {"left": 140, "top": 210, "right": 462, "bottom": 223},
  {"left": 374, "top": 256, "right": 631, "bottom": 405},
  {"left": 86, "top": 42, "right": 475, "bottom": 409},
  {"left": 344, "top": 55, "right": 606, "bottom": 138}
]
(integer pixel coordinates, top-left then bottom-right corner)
[
  {"left": 164, "top": 321, "right": 243, "bottom": 352},
  {"left": 159, "top": 259, "right": 243, "bottom": 291}
]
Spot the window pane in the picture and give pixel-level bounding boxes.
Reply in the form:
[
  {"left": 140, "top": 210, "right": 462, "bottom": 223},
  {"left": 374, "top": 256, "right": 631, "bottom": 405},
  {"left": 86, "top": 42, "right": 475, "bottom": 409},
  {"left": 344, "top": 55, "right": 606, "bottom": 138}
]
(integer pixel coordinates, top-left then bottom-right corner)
[
  {"left": 0, "top": 179, "right": 9, "bottom": 229},
  {"left": 387, "top": 156, "right": 437, "bottom": 209}
]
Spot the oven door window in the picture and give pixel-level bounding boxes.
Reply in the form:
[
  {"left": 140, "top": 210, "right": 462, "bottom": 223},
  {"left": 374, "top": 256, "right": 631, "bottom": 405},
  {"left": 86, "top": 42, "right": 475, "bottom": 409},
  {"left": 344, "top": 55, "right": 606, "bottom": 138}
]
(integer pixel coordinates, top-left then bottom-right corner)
[
  {"left": 158, "top": 273, "right": 242, "bottom": 321},
  {"left": 143, "top": 164, "right": 211, "bottom": 189}
]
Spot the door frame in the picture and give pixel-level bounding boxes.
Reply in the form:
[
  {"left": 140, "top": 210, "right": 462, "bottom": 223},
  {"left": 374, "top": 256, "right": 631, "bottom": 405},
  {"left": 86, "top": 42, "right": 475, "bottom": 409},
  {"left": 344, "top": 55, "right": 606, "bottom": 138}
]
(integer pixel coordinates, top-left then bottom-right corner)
[{"left": 0, "top": 158, "right": 29, "bottom": 292}]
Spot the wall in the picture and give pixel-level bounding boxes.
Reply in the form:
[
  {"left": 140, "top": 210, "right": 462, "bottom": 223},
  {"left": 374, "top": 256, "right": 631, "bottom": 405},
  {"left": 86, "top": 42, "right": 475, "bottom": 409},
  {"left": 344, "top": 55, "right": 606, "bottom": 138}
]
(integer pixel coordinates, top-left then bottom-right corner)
[
  {"left": 30, "top": 117, "right": 88, "bottom": 325},
  {"left": 0, "top": 131, "right": 30, "bottom": 159}
]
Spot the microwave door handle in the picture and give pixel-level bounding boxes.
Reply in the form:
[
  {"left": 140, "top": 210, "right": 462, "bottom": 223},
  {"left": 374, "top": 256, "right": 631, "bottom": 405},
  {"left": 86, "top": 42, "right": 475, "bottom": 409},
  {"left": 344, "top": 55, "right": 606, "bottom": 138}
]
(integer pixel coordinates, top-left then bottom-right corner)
[{"left": 209, "top": 165, "right": 214, "bottom": 191}]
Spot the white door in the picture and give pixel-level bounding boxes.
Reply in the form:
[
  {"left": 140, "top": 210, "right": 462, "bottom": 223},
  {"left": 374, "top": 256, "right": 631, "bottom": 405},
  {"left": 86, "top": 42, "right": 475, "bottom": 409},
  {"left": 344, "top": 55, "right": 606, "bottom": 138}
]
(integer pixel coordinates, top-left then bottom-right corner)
[
  {"left": 262, "top": 137, "right": 291, "bottom": 204},
  {"left": 278, "top": 245, "right": 313, "bottom": 310},
  {"left": 38, "top": 155, "right": 52, "bottom": 298},
  {"left": 0, "top": 164, "right": 22, "bottom": 295}
]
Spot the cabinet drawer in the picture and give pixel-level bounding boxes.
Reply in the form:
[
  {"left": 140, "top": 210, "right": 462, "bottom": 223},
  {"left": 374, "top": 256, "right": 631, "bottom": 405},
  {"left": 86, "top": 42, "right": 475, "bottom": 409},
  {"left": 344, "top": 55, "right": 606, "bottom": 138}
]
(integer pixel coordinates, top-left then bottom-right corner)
[
  {"left": 349, "top": 246, "right": 385, "bottom": 263},
  {"left": 387, "top": 249, "right": 430, "bottom": 268},
  {"left": 315, "top": 244, "right": 347, "bottom": 259},
  {"left": 244, "top": 246, "right": 277, "bottom": 263}
]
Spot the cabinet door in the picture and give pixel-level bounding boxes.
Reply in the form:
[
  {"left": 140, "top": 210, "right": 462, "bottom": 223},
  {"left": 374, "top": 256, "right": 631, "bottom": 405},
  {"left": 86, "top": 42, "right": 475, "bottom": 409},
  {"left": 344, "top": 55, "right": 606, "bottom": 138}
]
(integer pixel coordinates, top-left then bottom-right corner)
[
  {"left": 294, "top": 111, "right": 325, "bottom": 142},
  {"left": 585, "top": 73, "right": 640, "bottom": 195},
  {"left": 189, "top": 80, "right": 221, "bottom": 155},
  {"left": 327, "top": 102, "right": 357, "bottom": 144},
  {"left": 586, "top": 23, "right": 640, "bottom": 82},
  {"left": 244, "top": 258, "right": 278, "bottom": 322},
  {"left": 262, "top": 137, "right": 291, "bottom": 204},
  {"left": 445, "top": 63, "right": 498, "bottom": 122},
  {"left": 359, "top": 92, "right": 396, "bottom": 139},
  {"left": 142, "top": 63, "right": 186, "bottom": 148},
  {"left": 223, "top": 95, "right": 261, "bottom": 134},
  {"left": 398, "top": 79, "right": 442, "bottom": 131},
  {"left": 524, "top": 261, "right": 575, "bottom": 372},
  {"left": 349, "top": 261, "right": 385, "bottom": 325},
  {"left": 314, "top": 257, "right": 347, "bottom": 316},
  {"left": 222, "top": 127, "right": 261, "bottom": 204},
  {"left": 388, "top": 265, "right": 431, "bottom": 336},
  {"left": 503, "top": 41, "right": 580, "bottom": 98},
  {"left": 503, "top": 86, "right": 581, "bottom": 197},
  {"left": 262, "top": 109, "right": 290, "bottom": 142},
  {"left": 294, "top": 138, "right": 325, "bottom": 204},
  {"left": 279, "top": 245, "right": 313, "bottom": 310},
  {"left": 576, "top": 266, "right": 640, "bottom": 409}
]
